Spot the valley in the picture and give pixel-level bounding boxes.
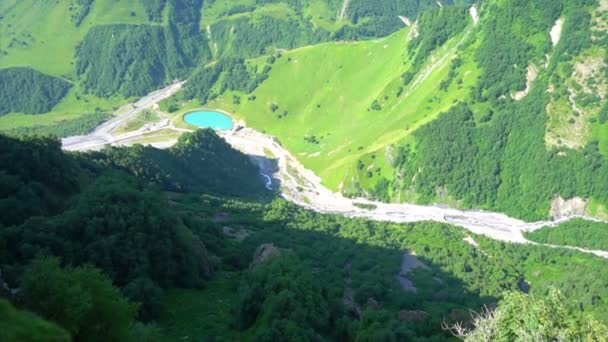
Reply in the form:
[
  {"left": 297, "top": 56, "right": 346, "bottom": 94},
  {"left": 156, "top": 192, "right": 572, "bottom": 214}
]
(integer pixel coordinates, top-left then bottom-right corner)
[
  {"left": 2, "top": 0, "right": 608, "bottom": 340},
  {"left": 59, "top": 89, "right": 608, "bottom": 259}
]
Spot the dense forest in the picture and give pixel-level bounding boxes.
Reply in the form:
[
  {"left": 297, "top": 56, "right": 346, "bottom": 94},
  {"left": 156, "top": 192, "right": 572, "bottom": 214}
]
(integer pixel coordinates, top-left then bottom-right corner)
[
  {"left": 182, "top": 56, "right": 275, "bottom": 104},
  {"left": 525, "top": 219, "right": 608, "bottom": 250},
  {"left": 2, "top": 0, "right": 608, "bottom": 339},
  {"left": 76, "top": 0, "right": 209, "bottom": 97},
  {"left": 73, "top": 0, "right": 469, "bottom": 99},
  {"left": 371, "top": 0, "right": 608, "bottom": 220},
  {"left": 1, "top": 132, "right": 607, "bottom": 340},
  {"left": 0, "top": 68, "right": 71, "bottom": 115}
]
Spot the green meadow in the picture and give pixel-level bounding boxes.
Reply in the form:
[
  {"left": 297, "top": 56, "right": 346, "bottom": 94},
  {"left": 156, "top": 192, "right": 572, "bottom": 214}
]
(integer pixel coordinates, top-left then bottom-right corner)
[{"left": 208, "top": 26, "right": 479, "bottom": 191}]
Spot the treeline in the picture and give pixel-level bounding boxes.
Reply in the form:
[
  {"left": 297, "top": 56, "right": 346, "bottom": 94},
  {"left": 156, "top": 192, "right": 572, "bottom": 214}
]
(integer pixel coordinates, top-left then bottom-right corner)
[
  {"left": 92, "top": 129, "right": 268, "bottom": 198},
  {"left": 69, "top": 0, "right": 95, "bottom": 26},
  {"left": 473, "top": 0, "right": 594, "bottom": 102},
  {"left": 210, "top": 15, "right": 329, "bottom": 59},
  {"left": 371, "top": 0, "right": 608, "bottom": 220},
  {"left": 0, "top": 68, "right": 71, "bottom": 115},
  {"left": 402, "top": 6, "right": 469, "bottom": 85},
  {"left": 0, "top": 129, "right": 266, "bottom": 339},
  {"left": 182, "top": 56, "right": 275, "bottom": 104},
  {"left": 525, "top": 219, "right": 608, "bottom": 250},
  {"left": 335, "top": 0, "right": 468, "bottom": 40},
  {"left": 182, "top": 196, "right": 608, "bottom": 339},
  {"left": 140, "top": 0, "right": 167, "bottom": 21},
  {"left": 76, "top": 0, "right": 209, "bottom": 97}
]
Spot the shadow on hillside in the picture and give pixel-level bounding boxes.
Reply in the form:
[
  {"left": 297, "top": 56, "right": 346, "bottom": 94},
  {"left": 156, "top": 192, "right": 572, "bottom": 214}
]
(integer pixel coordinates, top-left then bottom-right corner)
[
  {"left": 246, "top": 154, "right": 282, "bottom": 195},
  {"left": 170, "top": 197, "right": 504, "bottom": 340}
]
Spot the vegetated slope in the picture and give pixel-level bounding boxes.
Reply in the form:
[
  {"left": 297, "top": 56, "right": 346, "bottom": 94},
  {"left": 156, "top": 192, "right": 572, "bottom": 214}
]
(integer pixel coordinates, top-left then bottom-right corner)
[
  {"left": 0, "top": 130, "right": 266, "bottom": 338},
  {"left": 0, "top": 68, "right": 71, "bottom": 115},
  {"left": 157, "top": 196, "right": 608, "bottom": 340},
  {"left": 525, "top": 218, "right": 608, "bottom": 250},
  {"left": 0, "top": 0, "right": 468, "bottom": 135},
  {"left": 385, "top": 0, "right": 608, "bottom": 220},
  {"left": 76, "top": 0, "right": 209, "bottom": 97},
  {"left": 206, "top": 5, "right": 477, "bottom": 191},
  {"left": 2, "top": 132, "right": 607, "bottom": 340},
  {"left": 0, "top": 0, "right": 152, "bottom": 135},
  {"left": 92, "top": 129, "right": 269, "bottom": 198},
  {"left": 0, "top": 299, "right": 70, "bottom": 342},
  {"left": 205, "top": 0, "right": 608, "bottom": 221}
]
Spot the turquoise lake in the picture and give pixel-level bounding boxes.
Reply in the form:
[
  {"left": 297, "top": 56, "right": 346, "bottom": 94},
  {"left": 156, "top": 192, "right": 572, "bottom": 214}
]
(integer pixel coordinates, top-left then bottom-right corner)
[{"left": 184, "top": 110, "right": 234, "bottom": 131}]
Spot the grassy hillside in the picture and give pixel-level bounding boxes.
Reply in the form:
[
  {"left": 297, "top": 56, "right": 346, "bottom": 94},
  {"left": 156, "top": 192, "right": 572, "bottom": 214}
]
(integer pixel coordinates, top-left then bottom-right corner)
[
  {"left": 206, "top": 16, "right": 478, "bottom": 191},
  {"left": 0, "top": 0, "right": 150, "bottom": 135},
  {"left": 181, "top": 0, "right": 608, "bottom": 220},
  {"left": 1, "top": 0, "right": 458, "bottom": 136}
]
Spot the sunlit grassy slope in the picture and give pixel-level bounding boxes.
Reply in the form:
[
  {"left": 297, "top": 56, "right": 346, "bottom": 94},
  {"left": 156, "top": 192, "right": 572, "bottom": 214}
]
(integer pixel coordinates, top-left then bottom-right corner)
[
  {"left": 209, "top": 27, "right": 479, "bottom": 191},
  {"left": 0, "top": 0, "right": 149, "bottom": 77},
  {"left": 0, "top": 0, "right": 149, "bottom": 131}
]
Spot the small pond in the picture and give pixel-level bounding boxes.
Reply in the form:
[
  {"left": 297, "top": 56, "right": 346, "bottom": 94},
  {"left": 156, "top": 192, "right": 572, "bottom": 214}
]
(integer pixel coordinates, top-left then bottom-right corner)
[{"left": 184, "top": 110, "right": 233, "bottom": 131}]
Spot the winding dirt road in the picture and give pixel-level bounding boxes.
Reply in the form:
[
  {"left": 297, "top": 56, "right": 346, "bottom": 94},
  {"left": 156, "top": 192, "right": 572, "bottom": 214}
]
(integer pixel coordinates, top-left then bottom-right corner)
[{"left": 61, "top": 82, "right": 183, "bottom": 151}]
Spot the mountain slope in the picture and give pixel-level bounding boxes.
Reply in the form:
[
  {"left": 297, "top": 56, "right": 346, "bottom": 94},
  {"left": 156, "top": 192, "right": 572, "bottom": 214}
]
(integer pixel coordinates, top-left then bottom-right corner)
[{"left": 192, "top": 0, "right": 608, "bottom": 220}]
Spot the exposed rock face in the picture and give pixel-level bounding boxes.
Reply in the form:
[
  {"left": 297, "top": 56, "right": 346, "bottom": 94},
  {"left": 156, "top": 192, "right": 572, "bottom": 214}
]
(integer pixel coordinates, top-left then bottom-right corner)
[
  {"left": 550, "top": 18, "right": 564, "bottom": 46},
  {"left": 397, "top": 310, "right": 428, "bottom": 322},
  {"left": 470, "top": 5, "right": 479, "bottom": 25},
  {"left": 512, "top": 64, "right": 538, "bottom": 101},
  {"left": 251, "top": 243, "right": 281, "bottom": 267},
  {"left": 550, "top": 196, "right": 588, "bottom": 219}
]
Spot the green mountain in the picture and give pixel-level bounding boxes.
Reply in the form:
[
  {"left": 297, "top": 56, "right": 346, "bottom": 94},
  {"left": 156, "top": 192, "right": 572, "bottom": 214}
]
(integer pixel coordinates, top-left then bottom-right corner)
[
  {"left": 1, "top": 132, "right": 607, "bottom": 340},
  {"left": 202, "top": 0, "right": 608, "bottom": 220},
  {"left": 1, "top": 0, "right": 608, "bottom": 340}
]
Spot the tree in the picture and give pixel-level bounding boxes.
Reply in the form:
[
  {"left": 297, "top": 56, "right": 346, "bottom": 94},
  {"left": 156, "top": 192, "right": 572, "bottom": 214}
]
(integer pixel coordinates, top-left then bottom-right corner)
[
  {"left": 446, "top": 290, "right": 608, "bottom": 341},
  {"left": 0, "top": 299, "right": 70, "bottom": 342},
  {"left": 19, "top": 258, "right": 137, "bottom": 342}
]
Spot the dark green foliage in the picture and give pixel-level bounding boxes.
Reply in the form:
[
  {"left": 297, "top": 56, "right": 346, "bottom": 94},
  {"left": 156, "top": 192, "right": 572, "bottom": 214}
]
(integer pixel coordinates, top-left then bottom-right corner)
[
  {"left": 140, "top": 0, "right": 167, "bottom": 21},
  {"left": 0, "top": 111, "right": 110, "bottom": 138},
  {"left": 400, "top": 104, "right": 502, "bottom": 207},
  {"left": 598, "top": 101, "right": 608, "bottom": 124},
  {"left": 77, "top": 24, "right": 199, "bottom": 97},
  {"left": 191, "top": 197, "right": 608, "bottom": 339},
  {"left": 525, "top": 219, "right": 608, "bottom": 250},
  {"left": 5, "top": 174, "right": 213, "bottom": 290},
  {"left": 464, "top": 290, "right": 608, "bottom": 340},
  {"left": 473, "top": 0, "right": 593, "bottom": 102},
  {"left": 0, "top": 135, "right": 79, "bottom": 226},
  {"left": 69, "top": 0, "right": 95, "bottom": 26},
  {"left": 19, "top": 258, "right": 137, "bottom": 341},
  {"left": 0, "top": 299, "right": 71, "bottom": 342},
  {"left": 76, "top": 0, "right": 209, "bottom": 97},
  {"left": 370, "top": 100, "right": 381, "bottom": 111},
  {"left": 237, "top": 253, "right": 333, "bottom": 339},
  {"left": 210, "top": 16, "right": 329, "bottom": 59},
  {"left": 0, "top": 68, "right": 71, "bottom": 115},
  {"left": 96, "top": 129, "right": 267, "bottom": 198},
  {"left": 336, "top": 0, "right": 467, "bottom": 40},
  {"left": 380, "top": 1, "right": 608, "bottom": 220},
  {"left": 182, "top": 57, "right": 272, "bottom": 104},
  {"left": 0, "top": 131, "right": 265, "bottom": 321},
  {"left": 409, "top": 7, "right": 469, "bottom": 70}
]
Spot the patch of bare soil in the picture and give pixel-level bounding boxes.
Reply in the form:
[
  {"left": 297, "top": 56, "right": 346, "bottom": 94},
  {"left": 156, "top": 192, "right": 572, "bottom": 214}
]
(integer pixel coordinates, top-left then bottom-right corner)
[
  {"left": 550, "top": 196, "right": 588, "bottom": 220},
  {"left": 512, "top": 64, "right": 538, "bottom": 101},
  {"left": 396, "top": 250, "right": 430, "bottom": 293}
]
